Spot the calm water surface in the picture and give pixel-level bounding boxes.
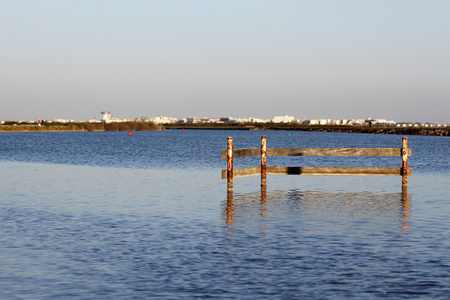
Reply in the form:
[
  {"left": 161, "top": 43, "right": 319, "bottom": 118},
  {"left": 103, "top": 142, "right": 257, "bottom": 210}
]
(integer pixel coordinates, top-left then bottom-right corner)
[{"left": 0, "top": 130, "right": 449, "bottom": 299}]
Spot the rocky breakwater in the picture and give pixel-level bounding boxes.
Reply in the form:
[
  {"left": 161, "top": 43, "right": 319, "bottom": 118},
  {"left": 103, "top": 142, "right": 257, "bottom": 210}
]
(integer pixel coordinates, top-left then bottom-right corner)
[
  {"left": 352, "top": 127, "right": 449, "bottom": 136},
  {"left": 415, "top": 128, "right": 449, "bottom": 136},
  {"left": 272, "top": 125, "right": 449, "bottom": 136}
]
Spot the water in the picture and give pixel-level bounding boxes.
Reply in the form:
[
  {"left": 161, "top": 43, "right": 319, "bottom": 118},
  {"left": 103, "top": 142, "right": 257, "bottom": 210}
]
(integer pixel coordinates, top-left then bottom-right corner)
[{"left": 0, "top": 130, "right": 449, "bottom": 299}]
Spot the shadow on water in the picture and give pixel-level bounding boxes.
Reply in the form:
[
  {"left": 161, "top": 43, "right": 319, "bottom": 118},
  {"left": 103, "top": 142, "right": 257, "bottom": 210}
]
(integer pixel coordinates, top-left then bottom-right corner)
[
  {"left": 223, "top": 186, "right": 411, "bottom": 231},
  {"left": 216, "top": 182, "right": 450, "bottom": 298}
]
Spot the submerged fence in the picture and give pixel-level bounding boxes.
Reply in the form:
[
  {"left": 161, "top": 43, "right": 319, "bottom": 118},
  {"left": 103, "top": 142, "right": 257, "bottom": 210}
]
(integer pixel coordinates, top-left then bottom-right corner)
[{"left": 222, "top": 136, "right": 412, "bottom": 190}]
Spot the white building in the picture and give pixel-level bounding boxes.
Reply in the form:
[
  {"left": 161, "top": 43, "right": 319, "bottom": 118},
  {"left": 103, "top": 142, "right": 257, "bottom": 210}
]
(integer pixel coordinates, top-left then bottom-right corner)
[
  {"left": 101, "top": 111, "right": 112, "bottom": 123},
  {"left": 273, "top": 115, "right": 295, "bottom": 123},
  {"left": 153, "top": 116, "right": 178, "bottom": 124},
  {"left": 54, "top": 119, "right": 75, "bottom": 123},
  {"left": 250, "top": 118, "right": 265, "bottom": 123},
  {"left": 348, "top": 119, "right": 365, "bottom": 126}
]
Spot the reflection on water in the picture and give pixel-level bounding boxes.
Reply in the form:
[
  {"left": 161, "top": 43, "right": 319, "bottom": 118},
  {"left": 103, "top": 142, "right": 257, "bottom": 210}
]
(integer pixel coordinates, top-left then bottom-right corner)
[
  {"left": 224, "top": 187, "right": 412, "bottom": 232},
  {"left": 401, "top": 185, "right": 410, "bottom": 232},
  {"left": 226, "top": 190, "right": 235, "bottom": 226}
]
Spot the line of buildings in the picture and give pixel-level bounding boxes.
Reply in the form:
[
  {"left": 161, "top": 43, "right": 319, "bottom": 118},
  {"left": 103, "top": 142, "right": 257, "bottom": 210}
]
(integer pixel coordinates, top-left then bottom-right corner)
[
  {"left": 152, "top": 115, "right": 446, "bottom": 127},
  {"left": 1, "top": 112, "right": 447, "bottom": 128}
]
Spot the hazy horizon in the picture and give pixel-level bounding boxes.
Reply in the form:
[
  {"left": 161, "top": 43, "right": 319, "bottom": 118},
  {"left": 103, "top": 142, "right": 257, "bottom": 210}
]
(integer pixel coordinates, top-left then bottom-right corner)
[{"left": 2, "top": 1, "right": 449, "bottom": 124}]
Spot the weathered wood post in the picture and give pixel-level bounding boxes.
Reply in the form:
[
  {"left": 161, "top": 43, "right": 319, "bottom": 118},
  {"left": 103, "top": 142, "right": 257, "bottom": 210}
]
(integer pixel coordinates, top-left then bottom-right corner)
[
  {"left": 261, "top": 135, "right": 267, "bottom": 190},
  {"left": 402, "top": 137, "right": 408, "bottom": 186},
  {"left": 227, "top": 137, "right": 233, "bottom": 191}
]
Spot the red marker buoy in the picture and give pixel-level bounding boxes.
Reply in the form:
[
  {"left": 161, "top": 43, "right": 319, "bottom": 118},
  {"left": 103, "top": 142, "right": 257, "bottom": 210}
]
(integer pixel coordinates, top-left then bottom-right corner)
[
  {"left": 128, "top": 131, "right": 132, "bottom": 136},
  {"left": 182, "top": 129, "right": 185, "bottom": 131}
]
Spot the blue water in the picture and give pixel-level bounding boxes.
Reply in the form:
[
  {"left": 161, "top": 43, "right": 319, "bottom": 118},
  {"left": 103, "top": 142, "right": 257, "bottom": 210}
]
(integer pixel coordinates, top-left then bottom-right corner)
[{"left": 0, "top": 130, "right": 449, "bottom": 299}]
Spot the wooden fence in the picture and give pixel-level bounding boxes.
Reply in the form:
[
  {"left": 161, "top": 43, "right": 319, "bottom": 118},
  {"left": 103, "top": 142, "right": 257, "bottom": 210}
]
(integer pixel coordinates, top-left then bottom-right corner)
[{"left": 222, "top": 136, "right": 412, "bottom": 190}]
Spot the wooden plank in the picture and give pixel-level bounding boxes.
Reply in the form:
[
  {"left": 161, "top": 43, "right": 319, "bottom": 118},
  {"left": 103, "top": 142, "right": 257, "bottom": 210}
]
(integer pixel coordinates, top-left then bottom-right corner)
[
  {"left": 222, "top": 166, "right": 413, "bottom": 178},
  {"left": 221, "top": 147, "right": 412, "bottom": 159},
  {"left": 222, "top": 166, "right": 261, "bottom": 179},
  {"left": 266, "top": 148, "right": 412, "bottom": 157},
  {"left": 221, "top": 147, "right": 260, "bottom": 159},
  {"left": 266, "top": 166, "right": 413, "bottom": 176}
]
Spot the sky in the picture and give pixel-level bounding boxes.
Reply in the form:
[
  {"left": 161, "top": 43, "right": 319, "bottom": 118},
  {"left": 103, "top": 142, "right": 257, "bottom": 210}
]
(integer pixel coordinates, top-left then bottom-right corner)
[{"left": 1, "top": 0, "right": 449, "bottom": 123}]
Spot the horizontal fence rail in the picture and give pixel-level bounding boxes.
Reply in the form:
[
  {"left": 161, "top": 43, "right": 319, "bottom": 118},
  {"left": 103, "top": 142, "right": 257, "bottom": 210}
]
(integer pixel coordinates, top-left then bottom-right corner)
[
  {"left": 221, "top": 166, "right": 413, "bottom": 179},
  {"left": 222, "top": 136, "right": 412, "bottom": 190},
  {"left": 221, "top": 147, "right": 412, "bottom": 159}
]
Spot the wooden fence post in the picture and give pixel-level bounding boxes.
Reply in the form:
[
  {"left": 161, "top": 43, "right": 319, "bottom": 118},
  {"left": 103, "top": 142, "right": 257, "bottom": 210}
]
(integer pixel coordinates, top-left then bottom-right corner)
[
  {"left": 402, "top": 137, "right": 408, "bottom": 186},
  {"left": 227, "top": 137, "right": 233, "bottom": 191},
  {"left": 261, "top": 136, "right": 267, "bottom": 189}
]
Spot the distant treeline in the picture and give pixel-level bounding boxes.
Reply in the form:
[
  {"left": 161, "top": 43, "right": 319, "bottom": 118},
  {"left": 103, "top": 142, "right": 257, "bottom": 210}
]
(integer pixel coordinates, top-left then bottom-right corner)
[
  {"left": 0, "top": 121, "right": 163, "bottom": 132},
  {"left": 87, "top": 121, "right": 162, "bottom": 131}
]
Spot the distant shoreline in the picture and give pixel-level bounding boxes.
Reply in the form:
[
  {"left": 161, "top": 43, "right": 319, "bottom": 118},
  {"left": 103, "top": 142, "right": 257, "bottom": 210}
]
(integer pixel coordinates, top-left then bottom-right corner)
[
  {"left": 1, "top": 122, "right": 448, "bottom": 136},
  {"left": 163, "top": 123, "right": 449, "bottom": 136},
  {"left": 0, "top": 121, "right": 164, "bottom": 133}
]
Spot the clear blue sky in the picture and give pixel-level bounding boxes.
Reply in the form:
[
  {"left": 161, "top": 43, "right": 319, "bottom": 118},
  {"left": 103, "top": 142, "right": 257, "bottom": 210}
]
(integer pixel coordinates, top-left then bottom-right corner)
[{"left": 2, "top": 0, "right": 449, "bottom": 123}]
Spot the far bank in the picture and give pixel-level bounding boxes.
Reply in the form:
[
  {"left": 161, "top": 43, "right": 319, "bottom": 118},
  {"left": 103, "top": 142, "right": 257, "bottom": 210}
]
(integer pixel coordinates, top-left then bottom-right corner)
[
  {"left": 1, "top": 121, "right": 448, "bottom": 136},
  {"left": 164, "top": 123, "right": 449, "bottom": 136},
  {"left": 0, "top": 121, "right": 164, "bottom": 133}
]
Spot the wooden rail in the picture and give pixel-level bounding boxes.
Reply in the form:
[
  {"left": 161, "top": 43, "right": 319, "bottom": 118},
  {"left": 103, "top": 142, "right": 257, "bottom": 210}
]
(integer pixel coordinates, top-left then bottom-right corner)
[{"left": 222, "top": 136, "right": 412, "bottom": 190}]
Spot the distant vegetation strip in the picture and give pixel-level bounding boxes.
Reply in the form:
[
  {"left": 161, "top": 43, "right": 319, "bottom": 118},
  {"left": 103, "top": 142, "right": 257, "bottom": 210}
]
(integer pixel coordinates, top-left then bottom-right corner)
[
  {"left": 1, "top": 121, "right": 448, "bottom": 136},
  {"left": 164, "top": 123, "right": 449, "bottom": 136},
  {"left": 0, "top": 121, "right": 163, "bottom": 132}
]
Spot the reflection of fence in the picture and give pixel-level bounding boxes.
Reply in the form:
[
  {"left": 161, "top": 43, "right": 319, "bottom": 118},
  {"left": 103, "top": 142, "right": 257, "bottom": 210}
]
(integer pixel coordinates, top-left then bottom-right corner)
[
  {"left": 222, "top": 136, "right": 412, "bottom": 190},
  {"left": 224, "top": 188, "right": 410, "bottom": 229}
]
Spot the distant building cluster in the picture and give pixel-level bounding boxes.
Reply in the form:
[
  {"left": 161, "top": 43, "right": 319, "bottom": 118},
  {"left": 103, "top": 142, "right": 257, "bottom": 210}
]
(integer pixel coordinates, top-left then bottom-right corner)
[
  {"left": 151, "top": 115, "right": 446, "bottom": 127},
  {"left": 1, "top": 112, "right": 447, "bottom": 127}
]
